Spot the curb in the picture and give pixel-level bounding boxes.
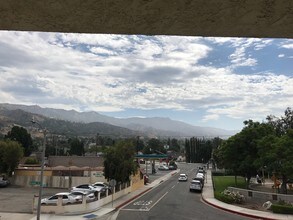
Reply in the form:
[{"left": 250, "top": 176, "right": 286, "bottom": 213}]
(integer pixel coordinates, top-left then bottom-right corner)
[
  {"left": 115, "top": 187, "right": 153, "bottom": 210},
  {"left": 115, "top": 170, "right": 179, "bottom": 211},
  {"left": 202, "top": 196, "right": 279, "bottom": 220}
]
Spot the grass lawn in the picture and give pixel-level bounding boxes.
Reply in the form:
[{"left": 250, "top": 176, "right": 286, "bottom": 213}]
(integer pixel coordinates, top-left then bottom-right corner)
[
  {"left": 213, "top": 176, "right": 247, "bottom": 194},
  {"left": 213, "top": 176, "right": 247, "bottom": 204}
]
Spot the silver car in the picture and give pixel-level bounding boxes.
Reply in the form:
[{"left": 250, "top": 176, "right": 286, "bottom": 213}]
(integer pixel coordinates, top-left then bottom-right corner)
[
  {"left": 69, "top": 191, "right": 95, "bottom": 202},
  {"left": 178, "top": 174, "right": 188, "bottom": 182},
  {"left": 190, "top": 180, "right": 202, "bottom": 192},
  {"left": 41, "top": 192, "right": 77, "bottom": 205},
  {"left": 71, "top": 184, "right": 99, "bottom": 193}
]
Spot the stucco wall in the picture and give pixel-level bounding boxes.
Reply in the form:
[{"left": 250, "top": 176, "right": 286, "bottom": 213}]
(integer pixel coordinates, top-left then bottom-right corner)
[
  {"left": 228, "top": 187, "right": 293, "bottom": 204},
  {"left": 32, "top": 185, "right": 132, "bottom": 214}
]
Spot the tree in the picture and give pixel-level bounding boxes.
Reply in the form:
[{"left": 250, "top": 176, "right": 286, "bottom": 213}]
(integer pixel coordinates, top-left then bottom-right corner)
[
  {"left": 217, "top": 120, "right": 275, "bottom": 187},
  {"left": 266, "top": 107, "right": 293, "bottom": 136},
  {"left": 257, "top": 130, "right": 293, "bottom": 194},
  {"left": 5, "top": 126, "right": 33, "bottom": 156},
  {"left": 103, "top": 140, "right": 138, "bottom": 183},
  {"left": 144, "top": 138, "right": 166, "bottom": 154},
  {"left": 169, "top": 138, "right": 180, "bottom": 152},
  {"left": 0, "top": 140, "right": 24, "bottom": 175},
  {"left": 69, "top": 138, "right": 84, "bottom": 156}
]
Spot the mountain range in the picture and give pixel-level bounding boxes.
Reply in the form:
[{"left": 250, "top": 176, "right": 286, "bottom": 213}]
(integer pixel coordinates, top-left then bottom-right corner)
[{"left": 0, "top": 103, "right": 237, "bottom": 138}]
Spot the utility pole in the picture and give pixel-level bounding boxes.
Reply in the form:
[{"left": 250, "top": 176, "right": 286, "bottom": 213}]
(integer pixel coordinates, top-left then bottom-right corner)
[{"left": 31, "top": 118, "right": 47, "bottom": 220}]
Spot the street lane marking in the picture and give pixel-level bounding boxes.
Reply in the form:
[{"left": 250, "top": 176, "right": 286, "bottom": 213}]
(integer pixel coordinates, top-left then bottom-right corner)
[
  {"left": 133, "top": 200, "right": 152, "bottom": 206},
  {"left": 171, "top": 185, "right": 176, "bottom": 189},
  {"left": 120, "top": 208, "right": 145, "bottom": 211},
  {"left": 147, "top": 191, "right": 168, "bottom": 211}
]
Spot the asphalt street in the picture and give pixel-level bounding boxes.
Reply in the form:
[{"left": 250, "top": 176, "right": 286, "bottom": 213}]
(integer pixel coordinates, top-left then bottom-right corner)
[{"left": 116, "top": 163, "right": 253, "bottom": 220}]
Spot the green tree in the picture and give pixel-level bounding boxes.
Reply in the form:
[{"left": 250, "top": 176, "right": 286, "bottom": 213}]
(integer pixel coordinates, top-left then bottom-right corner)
[
  {"left": 145, "top": 138, "right": 166, "bottom": 154},
  {"left": 69, "top": 138, "right": 84, "bottom": 156},
  {"left": 169, "top": 138, "right": 180, "bottom": 152},
  {"left": 5, "top": 126, "right": 33, "bottom": 156},
  {"left": 103, "top": 140, "right": 138, "bottom": 183},
  {"left": 218, "top": 120, "right": 275, "bottom": 187},
  {"left": 185, "top": 139, "right": 191, "bottom": 163},
  {"left": 0, "top": 140, "right": 24, "bottom": 175},
  {"left": 257, "top": 130, "right": 293, "bottom": 194},
  {"left": 266, "top": 107, "right": 293, "bottom": 136}
]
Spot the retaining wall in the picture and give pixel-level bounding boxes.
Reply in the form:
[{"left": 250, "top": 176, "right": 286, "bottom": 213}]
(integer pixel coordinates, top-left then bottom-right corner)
[{"left": 228, "top": 187, "right": 293, "bottom": 204}]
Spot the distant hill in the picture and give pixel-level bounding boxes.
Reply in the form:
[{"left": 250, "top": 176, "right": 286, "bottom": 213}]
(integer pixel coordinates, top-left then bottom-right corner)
[
  {"left": 0, "top": 107, "right": 140, "bottom": 137},
  {"left": 0, "top": 103, "right": 237, "bottom": 138}
]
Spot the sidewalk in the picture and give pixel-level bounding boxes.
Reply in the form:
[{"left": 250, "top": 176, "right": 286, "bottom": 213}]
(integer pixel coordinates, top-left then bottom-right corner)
[
  {"left": 0, "top": 170, "right": 179, "bottom": 220},
  {"left": 201, "top": 169, "right": 293, "bottom": 220}
]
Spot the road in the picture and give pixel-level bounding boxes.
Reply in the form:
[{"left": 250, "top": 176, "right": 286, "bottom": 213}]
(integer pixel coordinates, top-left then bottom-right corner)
[{"left": 116, "top": 163, "right": 252, "bottom": 220}]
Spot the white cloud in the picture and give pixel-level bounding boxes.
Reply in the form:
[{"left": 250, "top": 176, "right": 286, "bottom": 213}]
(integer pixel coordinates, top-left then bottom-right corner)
[
  {"left": 0, "top": 31, "right": 292, "bottom": 129},
  {"left": 281, "top": 43, "right": 293, "bottom": 49},
  {"left": 202, "top": 114, "right": 219, "bottom": 121},
  {"left": 278, "top": 54, "right": 285, "bottom": 58},
  {"left": 229, "top": 44, "right": 257, "bottom": 68}
]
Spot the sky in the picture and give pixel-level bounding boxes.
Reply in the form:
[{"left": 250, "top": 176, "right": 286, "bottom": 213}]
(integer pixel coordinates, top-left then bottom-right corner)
[{"left": 0, "top": 31, "right": 292, "bottom": 131}]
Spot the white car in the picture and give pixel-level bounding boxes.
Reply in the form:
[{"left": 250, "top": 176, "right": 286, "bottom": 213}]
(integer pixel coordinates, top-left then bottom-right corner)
[
  {"left": 158, "top": 165, "right": 169, "bottom": 170},
  {"left": 69, "top": 191, "right": 95, "bottom": 202},
  {"left": 190, "top": 180, "right": 202, "bottom": 192},
  {"left": 71, "top": 184, "right": 99, "bottom": 193},
  {"left": 41, "top": 192, "right": 77, "bottom": 205},
  {"left": 92, "top": 182, "right": 111, "bottom": 193},
  {"left": 178, "top": 174, "right": 188, "bottom": 181},
  {"left": 196, "top": 173, "right": 205, "bottom": 179}
]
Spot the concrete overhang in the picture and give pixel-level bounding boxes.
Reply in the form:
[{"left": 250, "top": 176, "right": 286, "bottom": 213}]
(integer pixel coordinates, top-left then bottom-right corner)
[{"left": 0, "top": 0, "right": 292, "bottom": 38}]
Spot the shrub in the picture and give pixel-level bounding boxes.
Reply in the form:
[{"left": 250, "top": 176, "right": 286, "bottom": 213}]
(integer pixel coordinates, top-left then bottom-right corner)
[
  {"left": 215, "top": 192, "right": 234, "bottom": 204},
  {"left": 24, "top": 157, "right": 39, "bottom": 165},
  {"left": 271, "top": 204, "right": 293, "bottom": 214},
  {"left": 221, "top": 189, "right": 245, "bottom": 204},
  {"left": 212, "top": 171, "right": 225, "bottom": 176}
]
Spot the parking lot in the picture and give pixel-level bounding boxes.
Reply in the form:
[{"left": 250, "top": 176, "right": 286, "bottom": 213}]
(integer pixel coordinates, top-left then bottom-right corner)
[
  {"left": 0, "top": 185, "right": 66, "bottom": 213},
  {"left": 0, "top": 163, "right": 174, "bottom": 214}
]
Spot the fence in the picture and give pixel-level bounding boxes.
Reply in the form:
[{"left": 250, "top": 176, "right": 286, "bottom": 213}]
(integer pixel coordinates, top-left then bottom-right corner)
[{"left": 32, "top": 182, "right": 132, "bottom": 215}]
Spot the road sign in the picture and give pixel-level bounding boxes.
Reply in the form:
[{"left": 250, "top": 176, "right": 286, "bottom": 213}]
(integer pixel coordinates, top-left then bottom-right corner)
[{"left": 109, "top": 179, "right": 116, "bottom": 187}]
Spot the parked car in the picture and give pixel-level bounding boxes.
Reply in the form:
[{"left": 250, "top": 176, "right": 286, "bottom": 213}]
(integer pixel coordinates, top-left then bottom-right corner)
[
  {"left": 0, "top": 178, "right": 10, "bottom": 187},
  {"left": 41, "top": 192, "right": 78, "bottom": 205},
  {"left": 92, "top": 182, "right": 111, "bottom": 193},
  {"left": 168, "top": 165, "right": 177, "bottom": 170},
  {"left": 69, "top": 191, "right": 95, "bottom": 202},
  {"left": 178, "top": 174, "right": 188, "bottom": 182},
  {"left": 158, "top": 165, "right": 169, "bottom": 170},
  {"left": 197, "top": 169, "right": 204, "bottom": 174},
  {"left": 196, "top": 173, "right": 205, "bottom": 179},
  {"left": 71, "top": 184, "right": 100, "bottom": 193},
  {"left": 190, "top": 180, "right": 202, "bottom": 192},
  {"left": 193, "top": 176, "right": 204, "bottom": 187}
]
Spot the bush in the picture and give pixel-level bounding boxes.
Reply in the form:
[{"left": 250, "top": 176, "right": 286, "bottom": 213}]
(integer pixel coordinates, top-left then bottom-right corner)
[
  {"left": 212, "top": 171, "right": 225, "bottom": 176},
  {"left": 24, "top": 158, "right": 39, "bottom": 165},
  {"left": 221, "top": 189, "right": 245, "bottom": 204},
  {"left": 271, "top": 204, "right": 293, "bottom": 214},
  {"left": 215, "top": 192, "right": 234, "bottom": 204}
]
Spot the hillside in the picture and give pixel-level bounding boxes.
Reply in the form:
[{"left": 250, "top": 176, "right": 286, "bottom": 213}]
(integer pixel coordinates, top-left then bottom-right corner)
[
  {"left": 0, "top": 108, "right": 140, "bottom": 137},
  {"left": 0, "top": 103, "right": 237, "bottom": 138}
]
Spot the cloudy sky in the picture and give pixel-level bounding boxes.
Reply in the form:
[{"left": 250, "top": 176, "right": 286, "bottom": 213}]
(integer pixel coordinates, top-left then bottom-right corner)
[{"left": 0, "top": 31, "right": 292, "bottom": 131}]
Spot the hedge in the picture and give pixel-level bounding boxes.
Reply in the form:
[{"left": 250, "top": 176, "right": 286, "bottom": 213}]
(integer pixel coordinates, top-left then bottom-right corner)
[
  {"left": 271, "top": 204, "right": 293, "bottom": 214},
  {"left": 214, "top": 192, "right": 234, "bottom": 204}
]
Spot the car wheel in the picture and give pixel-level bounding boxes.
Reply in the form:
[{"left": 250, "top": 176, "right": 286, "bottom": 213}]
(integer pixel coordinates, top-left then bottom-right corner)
[{"left": 41, "top": 203, "right": 46, "bottom": 205}]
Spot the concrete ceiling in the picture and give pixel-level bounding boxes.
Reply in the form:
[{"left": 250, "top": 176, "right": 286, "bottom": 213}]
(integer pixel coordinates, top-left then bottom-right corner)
[{"left": 0, "top": 0, "right": 292, "bottom": 38}]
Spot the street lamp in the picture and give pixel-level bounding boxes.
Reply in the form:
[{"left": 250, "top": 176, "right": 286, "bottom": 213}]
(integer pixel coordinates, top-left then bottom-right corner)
[{"left": 31, "top": 118, "right": 47, "bottom": 220}]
